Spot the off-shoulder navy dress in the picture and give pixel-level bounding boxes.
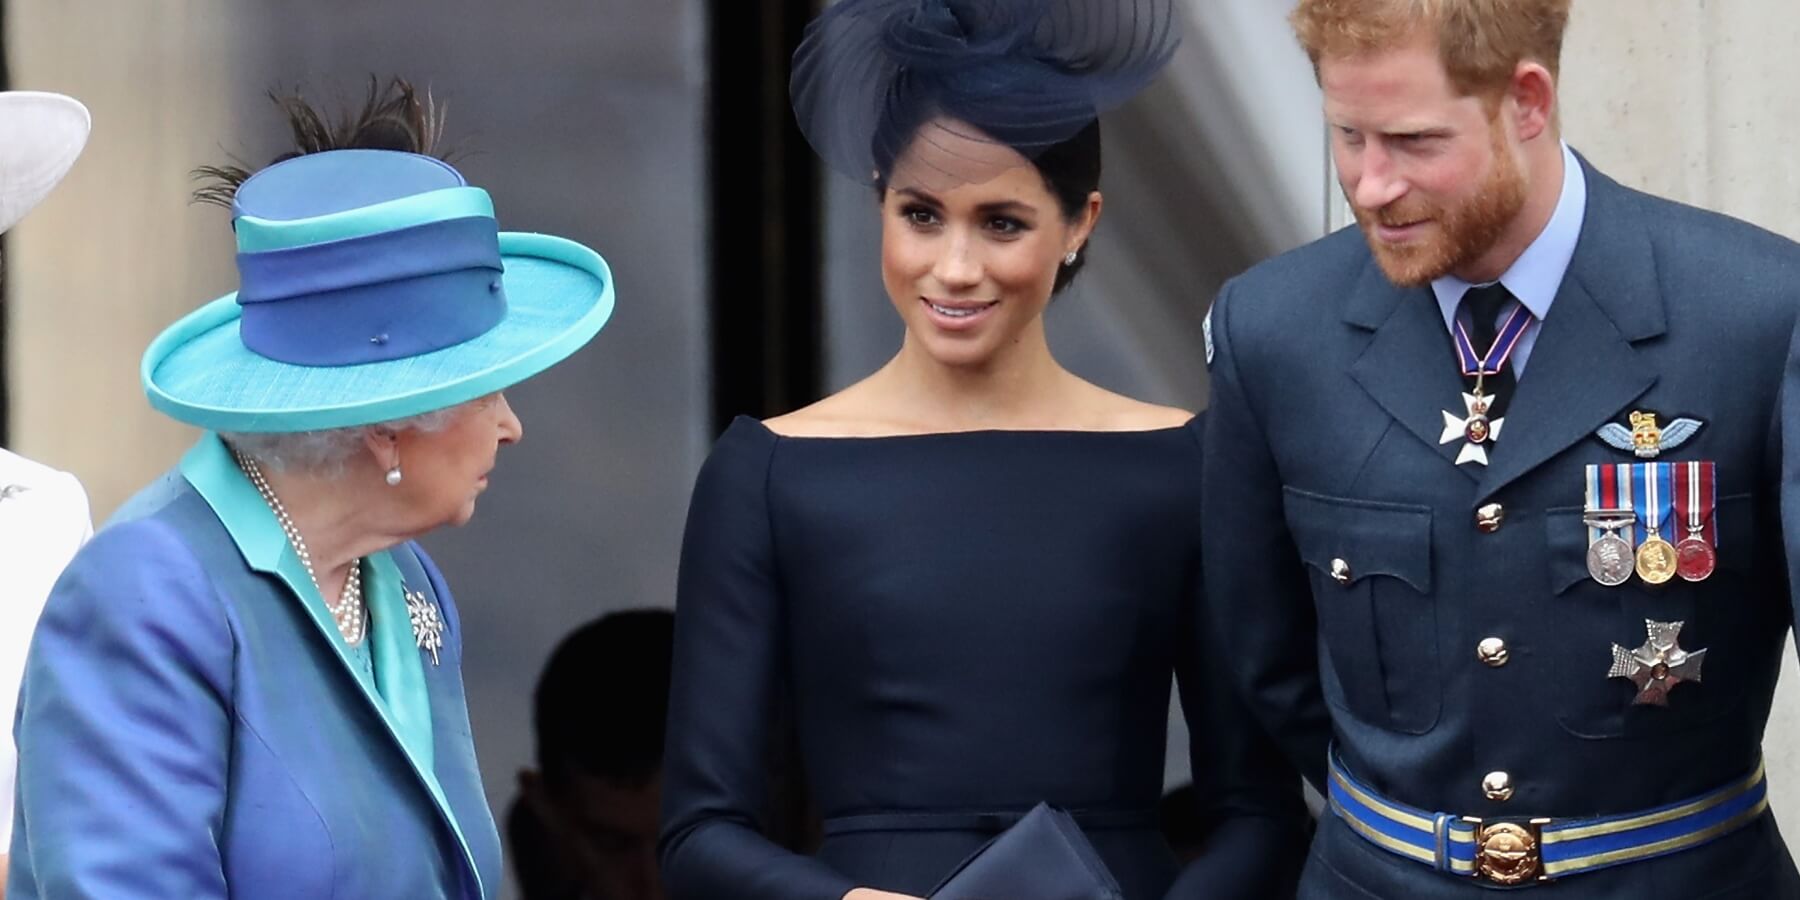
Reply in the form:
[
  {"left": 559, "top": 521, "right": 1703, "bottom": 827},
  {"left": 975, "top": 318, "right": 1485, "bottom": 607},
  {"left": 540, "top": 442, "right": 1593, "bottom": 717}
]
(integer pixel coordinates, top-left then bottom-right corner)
[{"left": 660, "top": 416, "right": 1309, "bottom": 899}]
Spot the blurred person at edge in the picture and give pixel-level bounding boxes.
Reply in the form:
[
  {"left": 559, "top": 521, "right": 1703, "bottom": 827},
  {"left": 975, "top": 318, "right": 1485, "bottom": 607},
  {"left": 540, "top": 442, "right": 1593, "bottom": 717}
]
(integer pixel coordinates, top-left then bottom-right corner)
[
  {"left": 512, "top": 609, "right": 822, "bottom": 900},
  {"left": 0, "top": 89, "right": 94, "bottom": 900},
  {"left": 511, "top": 610, "right": 674, "bottom": 900}
]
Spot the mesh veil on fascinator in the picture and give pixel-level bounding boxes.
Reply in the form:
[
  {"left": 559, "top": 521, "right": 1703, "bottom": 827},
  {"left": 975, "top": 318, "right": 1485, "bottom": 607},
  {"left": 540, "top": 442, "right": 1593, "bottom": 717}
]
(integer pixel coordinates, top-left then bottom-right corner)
[{"left": 791, "top": 0, "right": 1180, "bottom": 187}]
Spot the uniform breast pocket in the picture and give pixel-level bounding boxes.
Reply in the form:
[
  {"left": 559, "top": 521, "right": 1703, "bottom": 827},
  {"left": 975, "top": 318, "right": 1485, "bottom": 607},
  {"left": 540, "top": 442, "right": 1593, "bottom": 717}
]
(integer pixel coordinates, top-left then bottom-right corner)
[
  {"left": 1282, "top": 487, "right": 1439, "bottom": 734},
  {"left": 1543, "top": 493, "right": 1757, "bottom": 739}
]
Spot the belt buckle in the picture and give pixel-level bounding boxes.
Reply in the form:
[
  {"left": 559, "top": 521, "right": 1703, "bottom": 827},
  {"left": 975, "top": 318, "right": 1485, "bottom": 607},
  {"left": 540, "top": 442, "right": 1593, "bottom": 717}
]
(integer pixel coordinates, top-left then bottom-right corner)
[{"left": 1462, "top": 816, "right": 1552, "bottom": 885}]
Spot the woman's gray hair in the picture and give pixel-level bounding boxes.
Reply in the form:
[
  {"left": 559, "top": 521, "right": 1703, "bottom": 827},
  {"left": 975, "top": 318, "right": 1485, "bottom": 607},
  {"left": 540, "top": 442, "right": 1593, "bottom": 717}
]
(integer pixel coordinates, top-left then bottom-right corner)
[{"left": 221, "top": 405, "right": 463, "bottom": 476}]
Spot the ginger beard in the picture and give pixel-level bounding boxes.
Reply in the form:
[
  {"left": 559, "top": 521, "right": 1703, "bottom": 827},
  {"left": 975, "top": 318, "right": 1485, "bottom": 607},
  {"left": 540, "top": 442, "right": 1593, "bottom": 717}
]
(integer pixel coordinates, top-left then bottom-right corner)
[{"left": 1352, "top": 116, "right": 1528, "bottom": 288}]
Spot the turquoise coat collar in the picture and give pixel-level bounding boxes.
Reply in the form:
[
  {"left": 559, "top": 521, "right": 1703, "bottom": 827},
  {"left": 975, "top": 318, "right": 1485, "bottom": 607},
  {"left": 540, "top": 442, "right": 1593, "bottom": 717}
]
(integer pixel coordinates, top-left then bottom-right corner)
[{"left": 179, "top": 433, "right": 484, "bottom": 897}]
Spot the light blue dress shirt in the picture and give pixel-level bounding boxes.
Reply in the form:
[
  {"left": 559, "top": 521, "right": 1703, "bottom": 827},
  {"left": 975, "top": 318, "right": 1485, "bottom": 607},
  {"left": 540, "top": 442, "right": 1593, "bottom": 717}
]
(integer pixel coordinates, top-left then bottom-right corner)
[{"left": 1432, "top": 142, "right": 1588, "bottom": 377}]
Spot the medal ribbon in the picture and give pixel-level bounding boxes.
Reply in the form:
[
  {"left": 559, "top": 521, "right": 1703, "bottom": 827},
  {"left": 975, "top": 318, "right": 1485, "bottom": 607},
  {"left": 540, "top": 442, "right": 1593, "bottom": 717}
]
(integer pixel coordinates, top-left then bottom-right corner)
[
  {"left": 1592, "top": 462, "right": 1637, "bottom": 550},
  {"left": 1612, "top": 464, "right": 1641, "bottom": 547},
  {"left": 1585, "top": 464, "right": 1601, "bottom": 545},
  {"left": 1631, "top": 462, "right": 1672, "bottom": 545},
  {"left": 1452, "top": 300, "right": 1532, "bottom": 376},
  {"left": 1672, "top": 460, "right": 1718, "bottom": 546}
]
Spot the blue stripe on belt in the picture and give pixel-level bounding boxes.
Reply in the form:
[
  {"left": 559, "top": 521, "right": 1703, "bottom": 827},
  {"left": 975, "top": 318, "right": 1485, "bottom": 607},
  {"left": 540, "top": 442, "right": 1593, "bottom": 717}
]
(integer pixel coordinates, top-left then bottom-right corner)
[{"left": 1327, "top": 751, "right": 1768, "bottom": 883}]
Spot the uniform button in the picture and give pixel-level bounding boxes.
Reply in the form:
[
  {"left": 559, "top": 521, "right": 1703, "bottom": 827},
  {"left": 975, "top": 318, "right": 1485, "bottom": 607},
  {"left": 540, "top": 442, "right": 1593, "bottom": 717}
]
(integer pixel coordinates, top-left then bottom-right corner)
[
  {"left": 1477, "top": 637, "right": 1510, "bottom": 667},
  {"left": 1330, "top": 558, "right": 1352, "bottom": 585},
  {"left": 1476, "top": 503, "right": 1505, "bottom": 533},
  {"left": 1483, "top": 771, "right": 1514, "bottom": 802}
]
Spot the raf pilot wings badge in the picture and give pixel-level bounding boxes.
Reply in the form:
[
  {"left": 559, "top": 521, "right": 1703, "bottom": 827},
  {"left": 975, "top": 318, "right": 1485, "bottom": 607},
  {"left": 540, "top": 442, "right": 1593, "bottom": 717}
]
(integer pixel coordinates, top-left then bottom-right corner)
[{"left": 1597, "top": 410, "right": 1703, "bottom": 459}]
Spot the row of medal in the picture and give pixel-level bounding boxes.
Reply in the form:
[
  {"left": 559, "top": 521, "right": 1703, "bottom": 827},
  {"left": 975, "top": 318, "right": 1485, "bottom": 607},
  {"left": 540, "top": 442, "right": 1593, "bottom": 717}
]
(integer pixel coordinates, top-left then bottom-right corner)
[{"left": 1582, "top": 461, "right": 1718, "bottom": 586}]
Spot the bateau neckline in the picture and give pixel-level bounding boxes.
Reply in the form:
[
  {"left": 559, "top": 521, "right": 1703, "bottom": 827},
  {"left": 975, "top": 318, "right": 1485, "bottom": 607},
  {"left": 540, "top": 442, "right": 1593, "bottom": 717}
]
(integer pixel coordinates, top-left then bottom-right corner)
[{"left": 738, "top": 413, "right": 1198, "bottom": 441}]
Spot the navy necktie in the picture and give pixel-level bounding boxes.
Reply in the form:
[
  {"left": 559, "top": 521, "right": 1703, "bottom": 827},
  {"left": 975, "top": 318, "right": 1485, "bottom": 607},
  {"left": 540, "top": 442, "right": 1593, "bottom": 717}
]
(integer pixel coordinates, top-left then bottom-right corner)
[{"left": 1460, "top": 283, "right": 1519, "bottom": 419}]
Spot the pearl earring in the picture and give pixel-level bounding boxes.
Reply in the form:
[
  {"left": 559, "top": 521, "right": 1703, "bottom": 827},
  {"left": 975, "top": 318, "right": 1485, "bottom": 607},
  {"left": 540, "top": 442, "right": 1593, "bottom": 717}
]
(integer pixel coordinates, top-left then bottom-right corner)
[
  {"left": 385, "top": 466, "right": 403, "bottom": 487},
  {"left": 1063, "top": 250, "right": 1078, "bottom": 266}
]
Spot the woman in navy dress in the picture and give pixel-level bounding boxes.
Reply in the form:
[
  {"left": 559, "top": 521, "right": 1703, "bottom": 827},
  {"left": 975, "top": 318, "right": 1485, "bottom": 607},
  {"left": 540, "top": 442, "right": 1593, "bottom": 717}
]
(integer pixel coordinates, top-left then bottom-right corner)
[{"left": 660, "top": 2, "right": 1311, "bottom": 897}]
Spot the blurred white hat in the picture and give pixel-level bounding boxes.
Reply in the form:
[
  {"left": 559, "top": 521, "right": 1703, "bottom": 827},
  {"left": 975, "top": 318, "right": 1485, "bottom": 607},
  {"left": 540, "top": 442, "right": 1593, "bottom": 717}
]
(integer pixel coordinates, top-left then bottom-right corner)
[{"left": 0, "top": 91, "right": 90, "bottom": 234}]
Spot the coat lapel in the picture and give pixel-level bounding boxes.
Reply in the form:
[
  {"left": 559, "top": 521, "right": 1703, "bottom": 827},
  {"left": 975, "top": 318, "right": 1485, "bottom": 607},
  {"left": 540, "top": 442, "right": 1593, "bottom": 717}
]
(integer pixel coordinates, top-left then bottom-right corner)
[
  {"left": 1344, "top": 257, "right": 1483, "bottom": 481},
  {"left": 379, "top": 546, "right": 491, "bottom": 900},
  {"left": 1475, "top": 161, "right": 1665, "bottom": 499}
]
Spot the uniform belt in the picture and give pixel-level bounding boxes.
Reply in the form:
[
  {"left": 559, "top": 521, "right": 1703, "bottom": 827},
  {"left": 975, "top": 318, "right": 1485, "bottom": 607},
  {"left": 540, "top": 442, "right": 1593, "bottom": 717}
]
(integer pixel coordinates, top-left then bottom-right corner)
[
  {"left": 822, "top": 807, "right": 1157, "bottom": 836},
  {"left": 1327, "top": 750, "right": 1769, "bottom": 886}
]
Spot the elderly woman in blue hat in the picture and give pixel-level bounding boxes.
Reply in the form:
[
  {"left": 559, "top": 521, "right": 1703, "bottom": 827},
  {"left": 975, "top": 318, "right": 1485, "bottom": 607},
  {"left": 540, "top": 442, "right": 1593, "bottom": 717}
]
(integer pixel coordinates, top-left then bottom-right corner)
[{"left": 7, "top": 100, "right": 614, "bottom": 898}]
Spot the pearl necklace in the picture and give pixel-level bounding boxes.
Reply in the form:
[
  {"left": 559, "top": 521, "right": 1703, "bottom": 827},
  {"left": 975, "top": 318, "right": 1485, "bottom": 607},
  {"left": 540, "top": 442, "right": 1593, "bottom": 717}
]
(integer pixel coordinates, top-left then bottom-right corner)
[{"left": 233, "top": 450, "right": 368, "bottom": 645}]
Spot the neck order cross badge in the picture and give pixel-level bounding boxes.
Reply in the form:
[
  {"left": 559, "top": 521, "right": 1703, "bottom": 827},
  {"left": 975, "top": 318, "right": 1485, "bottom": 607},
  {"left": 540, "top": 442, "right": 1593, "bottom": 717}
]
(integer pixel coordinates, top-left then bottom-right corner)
[
  {"left": 405, "top": 588, "right": 446, "bottom": 666},
  {"left": 1441, "top": 301, "right": 1532, "bottom": 466},
  {"left": 1442, "top": 390, "right": 1504, "bottom": 466}
]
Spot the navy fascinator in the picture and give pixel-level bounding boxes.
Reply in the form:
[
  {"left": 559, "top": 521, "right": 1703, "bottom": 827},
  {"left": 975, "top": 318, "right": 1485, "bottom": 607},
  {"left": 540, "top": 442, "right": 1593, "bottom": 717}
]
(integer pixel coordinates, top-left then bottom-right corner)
[{"left": 791, "top": 0, "right": 1181, "bottom": 187}]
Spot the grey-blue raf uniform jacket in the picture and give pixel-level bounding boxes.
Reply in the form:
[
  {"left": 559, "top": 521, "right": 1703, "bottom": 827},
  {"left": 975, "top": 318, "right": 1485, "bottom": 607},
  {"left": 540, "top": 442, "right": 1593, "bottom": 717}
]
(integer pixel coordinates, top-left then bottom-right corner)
[{"left": 1202, "top": 154, "right": 1800, "bottom": 897}]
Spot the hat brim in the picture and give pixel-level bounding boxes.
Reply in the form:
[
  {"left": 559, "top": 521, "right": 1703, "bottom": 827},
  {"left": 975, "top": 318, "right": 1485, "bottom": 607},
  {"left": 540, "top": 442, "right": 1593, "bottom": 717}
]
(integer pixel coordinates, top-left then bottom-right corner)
[
  {"left": 143, "top": 232, "right": 613, "bottom": 433},
  {"left": 0, "top": 91, "right": 91, "bottom": 234}
]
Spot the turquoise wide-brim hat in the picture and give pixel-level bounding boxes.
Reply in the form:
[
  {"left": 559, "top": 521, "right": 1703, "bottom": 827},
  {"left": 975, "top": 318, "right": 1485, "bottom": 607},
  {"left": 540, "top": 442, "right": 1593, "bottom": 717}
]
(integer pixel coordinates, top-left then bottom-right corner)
[{"left": 143, "top": 149, "right": 614, "bottom": 433}]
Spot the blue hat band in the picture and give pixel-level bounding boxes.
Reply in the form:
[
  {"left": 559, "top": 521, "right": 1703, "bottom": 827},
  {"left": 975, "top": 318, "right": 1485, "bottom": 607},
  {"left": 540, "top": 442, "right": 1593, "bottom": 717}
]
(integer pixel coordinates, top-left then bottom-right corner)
[{"left": 235, "top": 216, "right": 507, "bottom": 366}]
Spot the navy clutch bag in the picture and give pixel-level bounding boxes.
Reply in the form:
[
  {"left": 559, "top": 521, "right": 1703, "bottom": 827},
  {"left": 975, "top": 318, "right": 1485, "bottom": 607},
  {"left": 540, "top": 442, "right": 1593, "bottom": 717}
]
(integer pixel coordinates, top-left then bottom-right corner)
[{"left": 928, "top": 803, "right": 1125, "bottom": 900}]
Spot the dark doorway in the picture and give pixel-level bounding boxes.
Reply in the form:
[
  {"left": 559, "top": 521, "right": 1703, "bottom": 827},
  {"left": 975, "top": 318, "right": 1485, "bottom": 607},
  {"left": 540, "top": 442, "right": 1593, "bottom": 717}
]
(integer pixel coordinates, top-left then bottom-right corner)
[{"left": 706, "top": 0, "right": 824, "bottom": 434}]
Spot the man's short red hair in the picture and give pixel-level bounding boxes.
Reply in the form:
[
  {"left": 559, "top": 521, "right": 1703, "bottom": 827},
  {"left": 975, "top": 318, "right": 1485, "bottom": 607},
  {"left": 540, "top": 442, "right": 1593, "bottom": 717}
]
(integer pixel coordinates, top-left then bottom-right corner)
[{"left": 1291, "top": 0, "right": 1572, "bottom": 98}]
